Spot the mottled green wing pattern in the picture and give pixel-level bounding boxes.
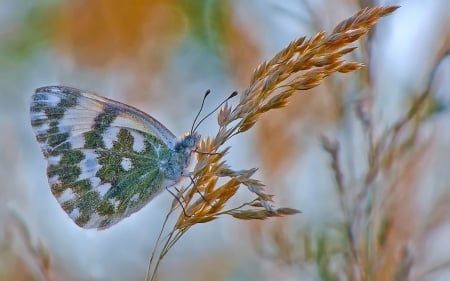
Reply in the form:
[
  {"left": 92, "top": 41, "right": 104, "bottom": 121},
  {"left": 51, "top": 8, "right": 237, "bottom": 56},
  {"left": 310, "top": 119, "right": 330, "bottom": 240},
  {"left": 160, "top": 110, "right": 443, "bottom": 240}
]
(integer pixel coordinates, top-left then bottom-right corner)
[{"left": 30, "top": 86, "right": 192, "bottom": 229}]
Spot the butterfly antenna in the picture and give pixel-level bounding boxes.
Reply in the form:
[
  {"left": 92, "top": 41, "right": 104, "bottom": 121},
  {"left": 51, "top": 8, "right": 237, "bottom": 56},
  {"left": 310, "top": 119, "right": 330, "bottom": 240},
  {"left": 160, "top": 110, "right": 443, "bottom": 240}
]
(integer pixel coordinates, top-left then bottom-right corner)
[
  {"left": 191, "top": 89, "right": 211, "bottom": 134},
  {"left": 192, "top": 91, "right": 238, "bottom": 133}
]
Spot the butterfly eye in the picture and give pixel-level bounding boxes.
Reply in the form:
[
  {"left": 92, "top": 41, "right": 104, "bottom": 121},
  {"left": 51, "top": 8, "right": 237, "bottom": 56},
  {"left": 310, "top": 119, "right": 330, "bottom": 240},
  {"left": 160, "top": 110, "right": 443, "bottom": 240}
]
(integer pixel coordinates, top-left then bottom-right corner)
[{"left": 181, "top": 134, "right": 199, "bottom": 149}]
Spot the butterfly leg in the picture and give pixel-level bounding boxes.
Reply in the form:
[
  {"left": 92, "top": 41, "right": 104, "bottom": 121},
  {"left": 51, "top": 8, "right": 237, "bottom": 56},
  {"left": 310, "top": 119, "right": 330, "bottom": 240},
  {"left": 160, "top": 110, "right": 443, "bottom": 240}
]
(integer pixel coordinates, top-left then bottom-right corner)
[
  {"left": 165, "top": 185, "right": 192, "bottom": 217},
  {"left": 188, "top": 176, "right": 212, "bottom": 207}
]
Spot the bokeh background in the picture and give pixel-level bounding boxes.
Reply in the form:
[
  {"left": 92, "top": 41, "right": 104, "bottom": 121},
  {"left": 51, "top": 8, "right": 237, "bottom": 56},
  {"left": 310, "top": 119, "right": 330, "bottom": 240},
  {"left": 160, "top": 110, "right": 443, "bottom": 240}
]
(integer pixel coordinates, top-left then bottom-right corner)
[{"left": 1, "top": 0, "right": 449, "bottom": 281}]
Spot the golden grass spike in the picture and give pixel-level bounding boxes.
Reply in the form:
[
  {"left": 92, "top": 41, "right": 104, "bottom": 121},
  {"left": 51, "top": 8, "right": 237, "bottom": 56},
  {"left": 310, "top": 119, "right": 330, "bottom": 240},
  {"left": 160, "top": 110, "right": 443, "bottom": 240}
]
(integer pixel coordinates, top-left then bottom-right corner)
[{"left": 147, "top": 6, "right": 399, "bottom": 281}]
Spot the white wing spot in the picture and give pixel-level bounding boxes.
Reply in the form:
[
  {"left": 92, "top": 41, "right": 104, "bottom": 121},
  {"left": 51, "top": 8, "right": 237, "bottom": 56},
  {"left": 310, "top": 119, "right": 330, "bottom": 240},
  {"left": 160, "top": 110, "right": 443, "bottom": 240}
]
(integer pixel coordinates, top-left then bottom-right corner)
[
  {"left": 57, "top": 188, "right": 75, "bottom": 204},
  {"left": 129, "top": 130, "right": 146, "bottom": 152},
  {"left": 48, "top": 155, "right": 62, "bottom": 165},
  {"left": 108, "top": 198, "right": 120, "bottom": 208},
  {"left": 102, "top": 127, "right": 120, "bottom": 149},
  {"left": 111, "top": 115, "right": 150, "bottom": 133},
  {"left": 48, "top": 175, "right": 60, "bottom": 185},
  {"left": 33, "top": 123, "right": 50, "bottom": 136},
  {"left": 56, "top": 123, "right": 71, "bottom": 134},
  {"left": 78, "top": 151, "right": 101, "bottom": 180},
  {"left": 69, "top": 208, "right": 80, "bottom": 219},
  {"left": 96, "top": 183, "right": 112, "bottom": 196},
  {"left": 90, "top": 177, "right": 101, "bottom": 188},
  {"left": 44, "top": 94, "right": 61, "bottom": 106},
  {"left": 130, "top": 193, "right": 139, "bottom": 202},
  {"left": 121, "top": 157, "right": 133, "bottom": 171},
  {"left": 85, "top": 213, "right": 104, "bottom": 228},
  {"left": 68, "top": 134, "right": 86, "bottom": 149},
  {"left": 30, "top": 111, "right": 48, "bottom": 124},
  {"left": 56, "top": 95, "right": 101, "bottom": 136}
]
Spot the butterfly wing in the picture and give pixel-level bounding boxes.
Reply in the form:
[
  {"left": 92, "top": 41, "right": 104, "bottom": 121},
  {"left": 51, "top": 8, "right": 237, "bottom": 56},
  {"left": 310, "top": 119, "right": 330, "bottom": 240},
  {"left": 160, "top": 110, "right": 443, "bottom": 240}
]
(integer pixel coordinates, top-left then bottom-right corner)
[{"left": 30, "top": 86, "right": 181, "bottom": 229}]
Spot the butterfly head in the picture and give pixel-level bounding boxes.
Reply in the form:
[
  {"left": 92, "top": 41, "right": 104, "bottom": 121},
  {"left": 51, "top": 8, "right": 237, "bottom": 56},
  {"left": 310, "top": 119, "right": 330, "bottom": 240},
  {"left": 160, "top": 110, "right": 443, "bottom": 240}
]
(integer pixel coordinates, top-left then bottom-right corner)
[
  {"left": 173, "top": 132, "right": 200, "bottom": 177},
  {"left": 179, "top": 131, "right": 201, "bottom": 152}
]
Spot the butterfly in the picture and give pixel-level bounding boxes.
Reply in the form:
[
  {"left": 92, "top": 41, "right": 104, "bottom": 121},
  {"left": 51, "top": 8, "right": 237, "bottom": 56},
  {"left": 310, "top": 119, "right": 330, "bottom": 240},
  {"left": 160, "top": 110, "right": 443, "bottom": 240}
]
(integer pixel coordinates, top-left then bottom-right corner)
[{"left": 30, "top": 86, "right": 200, "bottom": 229}]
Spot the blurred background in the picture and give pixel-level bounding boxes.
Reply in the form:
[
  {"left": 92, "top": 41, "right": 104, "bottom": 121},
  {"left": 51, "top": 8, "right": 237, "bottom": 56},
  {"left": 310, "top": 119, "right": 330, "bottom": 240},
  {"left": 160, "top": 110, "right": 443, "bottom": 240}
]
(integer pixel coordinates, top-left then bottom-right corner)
[{"left": 1, "top": 0, "right": 449, "bottom": 280}]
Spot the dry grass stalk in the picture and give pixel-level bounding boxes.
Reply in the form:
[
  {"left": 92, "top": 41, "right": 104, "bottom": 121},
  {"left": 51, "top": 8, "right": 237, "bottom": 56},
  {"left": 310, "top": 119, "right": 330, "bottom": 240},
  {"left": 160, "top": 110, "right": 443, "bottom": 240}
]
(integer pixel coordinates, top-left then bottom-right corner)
[
  {"left": 311, "top": 39, "right": 449, "bottom": 281},
  {"left": 146, "top": 6, "right": 399, "bottom": 281}
]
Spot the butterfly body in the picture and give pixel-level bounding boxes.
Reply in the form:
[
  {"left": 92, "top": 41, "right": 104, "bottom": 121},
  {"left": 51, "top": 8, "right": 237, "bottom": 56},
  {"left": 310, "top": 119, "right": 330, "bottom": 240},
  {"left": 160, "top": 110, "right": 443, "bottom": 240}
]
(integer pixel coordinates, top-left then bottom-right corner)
[{"left": 30, "top": 86, "right": 199, "bottom": 229}]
